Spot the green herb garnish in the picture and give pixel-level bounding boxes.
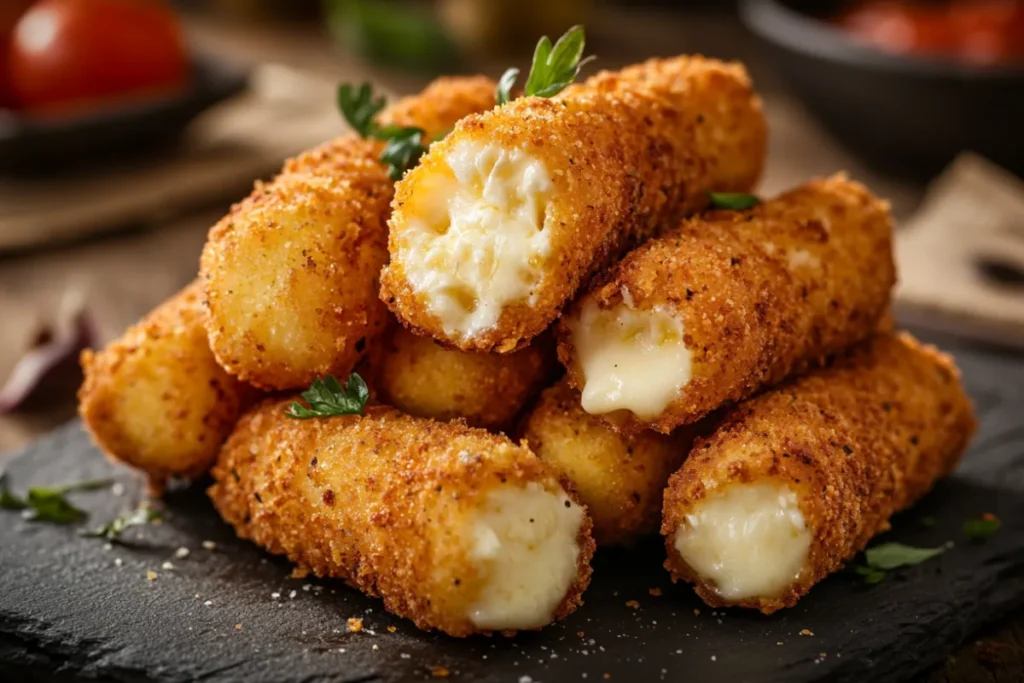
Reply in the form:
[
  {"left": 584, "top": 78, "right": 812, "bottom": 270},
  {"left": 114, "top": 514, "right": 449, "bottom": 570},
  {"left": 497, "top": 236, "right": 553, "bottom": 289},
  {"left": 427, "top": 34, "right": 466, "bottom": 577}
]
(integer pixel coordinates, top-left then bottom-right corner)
[
  {"left": 854, "top": 541, "right": 946, "bottom": 583},
  {"left": 708, "top": 192, "right": 761, "bottom": 211},
  {"left": 286, "top": 373, "right": 370, "bottom": 419},
  {"left": 496, "top": 25, "right": 594, "bottom": 105},
  {"left": 854, "top": 565, "right": 887, "bottom": 584},
  {"left": 336, "top": 81, "right": 430, "bottom": 181},
  {"left": 338, "top": 82, "right": 386, "bottom": 138},
  {"left": 964, "top": 514, "right": 1001, "bottom": 542},
  {"left": 378, "top": 126, "right": 427, "bottom": 181},
  {"left": 865, "top": 542, "right": 945, "bottom": 569},
  {"left": 0, "top": 475, "right": 112, "bottom": 524},
  {"left": 85, "top": 505, "right": 162, "bottom": 542}
]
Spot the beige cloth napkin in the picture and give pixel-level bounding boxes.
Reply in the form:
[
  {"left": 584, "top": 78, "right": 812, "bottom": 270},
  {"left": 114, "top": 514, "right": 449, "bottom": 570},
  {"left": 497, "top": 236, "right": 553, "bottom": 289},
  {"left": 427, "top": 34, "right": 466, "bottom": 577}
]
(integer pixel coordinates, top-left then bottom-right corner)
[
  {"left": 0, "top": 64, "right": 351, "bottom": 252},
  {"left": 895, "top": 153, "right": 1024, "bottom": 349}
]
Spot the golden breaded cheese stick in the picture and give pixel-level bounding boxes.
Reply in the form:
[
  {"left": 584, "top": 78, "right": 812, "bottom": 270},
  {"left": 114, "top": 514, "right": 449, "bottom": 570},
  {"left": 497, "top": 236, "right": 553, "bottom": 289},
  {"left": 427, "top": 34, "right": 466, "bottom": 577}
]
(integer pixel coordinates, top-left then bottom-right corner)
[
  {"left": 201, "top": 76, "right": 496, "bottom": 389},
  {"left": 662, "top": 333, "right": 976, "bottom": 613},
  {"left": 370, "top": 324, "right": 557, "bottom": 431},
  {"left": 558, "top": 175, "right": 895, "bottom": 433},
  {"left": 520, "top": 378, "right": 693, "bottom": 546},
  {"left": 79, "top": 282, "right": 256, "bottom": 492},
  {"left": 381, "top": 56, "right": 766, "bottom": 353},
  {"left": 209, "top": 401, "right": 595, "bottom": 637}
]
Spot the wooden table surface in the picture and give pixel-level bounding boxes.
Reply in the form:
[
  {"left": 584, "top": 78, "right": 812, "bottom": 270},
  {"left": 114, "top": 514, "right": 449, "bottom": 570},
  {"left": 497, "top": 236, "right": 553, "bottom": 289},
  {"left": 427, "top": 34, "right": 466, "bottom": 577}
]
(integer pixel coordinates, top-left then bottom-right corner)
[{"left": 0, "top": 7, "right": 1019, "bottom": 681}]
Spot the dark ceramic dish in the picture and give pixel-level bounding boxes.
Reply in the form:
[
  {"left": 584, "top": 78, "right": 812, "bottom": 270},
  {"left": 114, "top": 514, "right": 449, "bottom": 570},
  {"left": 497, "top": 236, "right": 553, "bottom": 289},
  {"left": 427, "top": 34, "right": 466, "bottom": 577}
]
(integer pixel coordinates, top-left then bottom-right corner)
[
  {"left": 0, "top": 55, "right": 248, "bottom": 174},
  {"left": 740, "top": 0, "right": 1024, "bottom": 177}
]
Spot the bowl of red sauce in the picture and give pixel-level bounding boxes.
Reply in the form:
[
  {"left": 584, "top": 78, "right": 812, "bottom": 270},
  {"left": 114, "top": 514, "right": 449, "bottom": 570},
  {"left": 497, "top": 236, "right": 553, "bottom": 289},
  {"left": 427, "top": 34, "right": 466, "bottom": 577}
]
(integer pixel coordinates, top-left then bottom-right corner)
[{"left": 741, "top": 0, "right": 1024, "bottom": 177}]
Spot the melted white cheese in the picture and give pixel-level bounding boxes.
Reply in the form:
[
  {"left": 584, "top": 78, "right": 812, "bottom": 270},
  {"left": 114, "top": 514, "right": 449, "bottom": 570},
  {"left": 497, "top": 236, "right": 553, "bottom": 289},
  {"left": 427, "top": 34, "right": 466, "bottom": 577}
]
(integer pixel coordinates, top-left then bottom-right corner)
[
  {"left": 466, "top": 482, "right": 583, "bottom": 630},
  {"left": 568, "top": 298, "right": 692, "bottom": 420},
  {"left": 399, "top": 140, "right": 553, "bottom": 340},
  {"left": 673, "top": 482, "right": 810, "bottom": 601}
]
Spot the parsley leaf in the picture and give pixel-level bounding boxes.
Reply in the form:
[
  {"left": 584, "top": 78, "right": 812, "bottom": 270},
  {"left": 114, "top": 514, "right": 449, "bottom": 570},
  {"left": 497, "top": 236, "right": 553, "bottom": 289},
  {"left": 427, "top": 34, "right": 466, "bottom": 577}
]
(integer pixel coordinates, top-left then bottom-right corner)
[
  {"left": 497, "top": 25, "right": 593, "bottom": 105},
  {"left": 0, "top": 475, "right": 27, "bottom": 510},
  {"left": 855, "top": 565, "right": 888, "bottom": 584},
  {"left": 335, "top": 82, "right": 431, "bottom": 180},
  {"left": 379, "top": 127, "right": 427, "bottom": 181},
  {"left": 0, "top": 475, "right": 112, "bottom": 524},
  {"left": 708, "top": 192, "right": 761, "bottom": 210},
  {"left": 964, "top": 514, "right": 1001, "bottom": 541},
  {"left": 338, "top": 82, "right": 386, "bottom": 138},
  {"left": 864, "top": 542, "right": 945, "bottom": 570},
  {"left": 496, "top": 67, "right": 519, "bottom": 106},
  {"left": 286, "top": 373, "right": 370, "bottom": 419},
  {"left": 85, "top": 505, "right": 162, "bottom": 542}
]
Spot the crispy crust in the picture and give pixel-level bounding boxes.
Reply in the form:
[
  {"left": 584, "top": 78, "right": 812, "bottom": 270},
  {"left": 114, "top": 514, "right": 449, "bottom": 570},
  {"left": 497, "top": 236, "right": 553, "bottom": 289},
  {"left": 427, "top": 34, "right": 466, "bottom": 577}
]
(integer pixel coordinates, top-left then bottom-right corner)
[
  {"left": 661, "top": 333, "right": 977, "bottom": 612},
  {"left": 382, "top": 55, "right": 766, "bottom": 353},
  {"left": 201, "top": 76, "right": 496, "bottom": 389},
  {"left": 370, "top": 324, "right": 558, "bottom": 431},
  {"left": 520, "top": 378, "right": 694, "bottom": 547},
  {"left": 558, "top": 175, "right": 896, "bottom": 433},
  {"left": 209, "top": 402, "right": 595, "bottom": 637},
  {"left": 78, "top": 282, "right": 256, "bottom": 492}
]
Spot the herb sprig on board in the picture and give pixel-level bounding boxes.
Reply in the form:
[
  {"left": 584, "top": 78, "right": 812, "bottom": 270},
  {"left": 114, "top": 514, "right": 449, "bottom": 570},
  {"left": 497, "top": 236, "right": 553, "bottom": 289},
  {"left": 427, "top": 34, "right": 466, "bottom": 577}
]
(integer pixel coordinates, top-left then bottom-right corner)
[
  {"left": 85, "top": 505, "right": 162, "bottom": 542},
  {"left": 0, "top": 475, "right": 112, "bottom": 524},
  {"left": 854, "top": 542, "right": 945, "bottom": 584}
]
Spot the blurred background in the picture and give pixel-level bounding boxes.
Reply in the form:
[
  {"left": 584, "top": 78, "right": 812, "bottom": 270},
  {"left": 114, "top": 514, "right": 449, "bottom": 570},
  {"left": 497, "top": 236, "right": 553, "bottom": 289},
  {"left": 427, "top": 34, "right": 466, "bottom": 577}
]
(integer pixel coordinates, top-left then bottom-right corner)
[{"left": 0, "top": 0, "right": 1023, "bottom": 443}]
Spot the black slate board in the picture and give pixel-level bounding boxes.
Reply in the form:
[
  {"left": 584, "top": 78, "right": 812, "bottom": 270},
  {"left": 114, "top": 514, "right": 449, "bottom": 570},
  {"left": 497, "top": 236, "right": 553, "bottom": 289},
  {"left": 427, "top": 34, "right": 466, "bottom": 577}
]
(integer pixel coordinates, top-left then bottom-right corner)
[{"left": 3, "top": 332, "right": 1024, "bottom": 683}]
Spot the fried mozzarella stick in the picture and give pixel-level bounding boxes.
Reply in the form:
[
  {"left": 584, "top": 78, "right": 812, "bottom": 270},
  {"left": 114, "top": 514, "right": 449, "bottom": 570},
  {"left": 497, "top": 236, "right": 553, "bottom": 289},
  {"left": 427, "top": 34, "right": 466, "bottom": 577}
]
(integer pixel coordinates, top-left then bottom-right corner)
[
  {"left": 559, "top": 175, "right": 895, "bottom": 433},
  {"left": 662, "top": 333, "right": 976, "bottom": 612},
  {"left": 521, "top": 378, "right": 692, "bottom": 546},
  {"left": 79, "top": 282, "right": 256, "bottom": 491},
  {"left": 382, "top": 56, "right": 766, "bottom": 352},
  {"left": 201, "top": 76, "right": 496, "bottom": 389},
  {"left": 209, "top": 401, "right": 595, "bottom": 636},
  {"left": 372, "top": 325, "right": 556, "bottom": 431}
]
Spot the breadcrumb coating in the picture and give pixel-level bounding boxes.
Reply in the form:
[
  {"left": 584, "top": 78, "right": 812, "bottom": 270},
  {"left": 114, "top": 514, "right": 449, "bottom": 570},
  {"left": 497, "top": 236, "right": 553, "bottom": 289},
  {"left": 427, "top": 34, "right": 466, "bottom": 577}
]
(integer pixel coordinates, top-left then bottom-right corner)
[
  {"left": 520, "top": 378, "right": 693, "bottom": 546},
  {"left": 209, "top": 401, "right": 595, "bottom": 637},
  {"left": 558, "top": 175, "right": 895, "bottom": 433},
  {"left": 382, "top": 55, "right": 766, "bottom": 352},
  {"left": 201, "top": 76, "right": 496, "bottom": 389},
  {"left": 370, "top": 324, "right": 557, "bottom": 431},
  {"left": 78, "top": 282, "right": 256, "bottom": 492},
  {"left": 662, "top": 333, "right": 976, "bottom": 612}
]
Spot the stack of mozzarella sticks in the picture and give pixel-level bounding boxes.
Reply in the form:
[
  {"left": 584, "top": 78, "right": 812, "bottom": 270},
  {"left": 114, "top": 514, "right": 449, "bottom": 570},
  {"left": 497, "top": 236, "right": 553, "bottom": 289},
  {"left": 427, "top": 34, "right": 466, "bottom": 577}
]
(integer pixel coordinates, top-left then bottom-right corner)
[{"left": 78, "top": 39, "right": 976, "bottom": 638}]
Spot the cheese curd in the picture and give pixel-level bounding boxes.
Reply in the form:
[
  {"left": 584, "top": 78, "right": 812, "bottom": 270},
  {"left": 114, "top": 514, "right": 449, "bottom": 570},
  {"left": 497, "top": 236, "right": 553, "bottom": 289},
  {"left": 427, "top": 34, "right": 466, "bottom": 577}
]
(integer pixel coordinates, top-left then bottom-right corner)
[
  {"left": 399, "top": 140, "right": 553, "bottom": 340},
  {"left": 568, "top": 298, "right": 692, "bottom": 420},
  {"left": 673, "top": 481, "right": 810, "bottom": 600}
]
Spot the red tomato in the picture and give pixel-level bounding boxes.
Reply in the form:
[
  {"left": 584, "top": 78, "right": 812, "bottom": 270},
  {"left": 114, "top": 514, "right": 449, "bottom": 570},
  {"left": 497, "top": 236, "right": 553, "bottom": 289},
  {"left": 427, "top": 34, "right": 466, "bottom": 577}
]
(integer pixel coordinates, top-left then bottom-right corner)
[
  {"left": 9, "top": 0, "right": 188, "bottom": 113},
  {"left": 0, "top": 0, "right": 35, "bottom": 107}
]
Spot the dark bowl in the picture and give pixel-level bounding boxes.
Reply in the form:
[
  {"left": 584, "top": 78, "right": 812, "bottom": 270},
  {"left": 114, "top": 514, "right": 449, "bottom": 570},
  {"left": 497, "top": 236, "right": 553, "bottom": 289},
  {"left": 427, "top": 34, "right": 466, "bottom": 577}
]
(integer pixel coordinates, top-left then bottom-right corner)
[
  {"left": 0, "top": 54, "right": 248, "bottom": 175},
  {"left": 740, "top": 0, "right": 1024, "bottom": 178}
]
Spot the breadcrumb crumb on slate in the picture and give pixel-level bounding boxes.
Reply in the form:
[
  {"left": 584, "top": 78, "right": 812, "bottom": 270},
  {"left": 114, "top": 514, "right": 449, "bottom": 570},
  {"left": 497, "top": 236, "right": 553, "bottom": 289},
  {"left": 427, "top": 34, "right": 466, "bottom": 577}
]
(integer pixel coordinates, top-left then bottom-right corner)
[
  {"left": 209, "top": 400, "right": 595, "bottom": 637},
  {"left": 520, "top": 378, "right": 693, "bottom": 546},
  {"left": 558, "top": 175, "right": 896, "bottom": 434},
  {"left": 382, "top": 55, "right": 766, "bottom": 353},
  {"left": 200, "top": 76, "right": 496, "bottom": 390},
  {"left": 78, "top": 281, "right": 257, "bottom": 493},
  {"left": 662, "top": 333, "right": 976, "bottom": 613}
]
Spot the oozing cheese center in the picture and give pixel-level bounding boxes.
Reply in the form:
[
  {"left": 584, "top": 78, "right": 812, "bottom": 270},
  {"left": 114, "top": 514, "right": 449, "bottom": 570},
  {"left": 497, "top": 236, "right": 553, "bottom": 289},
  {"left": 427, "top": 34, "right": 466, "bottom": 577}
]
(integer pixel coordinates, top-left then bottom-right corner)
[
  {"left": 466, "top": 482, "right": 583, "bottom": 630},
  {"left": 673, "top": 482, "right": 810, "bottom": 601},
  {"left": 400, "top": 140, "right": 553, "bottom": 340},
  {"left": 568, "top": 298, "right": 692, "bottom": 420}
]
